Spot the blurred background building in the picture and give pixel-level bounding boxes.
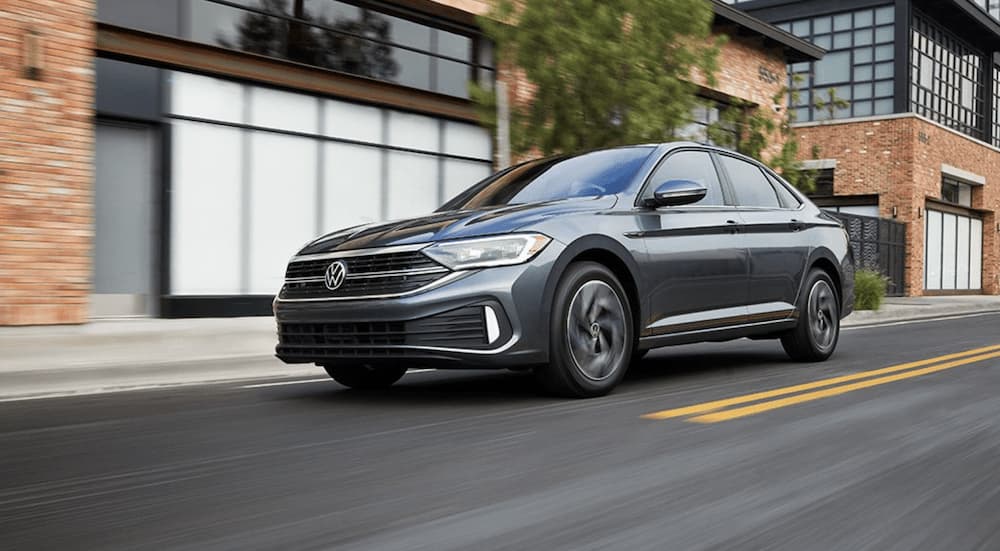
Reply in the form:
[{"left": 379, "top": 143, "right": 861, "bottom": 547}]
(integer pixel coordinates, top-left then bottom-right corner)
[
  {"left": 0, "top": 0, "right": 817, "bottom": 325},
  {"left": 728, "top": 0, "right": 1000, "bottom": 297}
]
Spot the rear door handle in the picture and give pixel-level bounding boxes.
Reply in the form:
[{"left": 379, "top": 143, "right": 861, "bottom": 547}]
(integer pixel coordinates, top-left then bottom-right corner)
[{"left": 789, "top": 219, "right": 804, "bottom": 232}]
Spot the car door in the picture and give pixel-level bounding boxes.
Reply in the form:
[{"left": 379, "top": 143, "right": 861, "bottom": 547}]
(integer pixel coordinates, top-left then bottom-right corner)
[
  {"left": 633, "top": 149, "right": 750, "bottom": 336},
  {"left": 715, "top": 153, "right": 809, "bottom": 321}
]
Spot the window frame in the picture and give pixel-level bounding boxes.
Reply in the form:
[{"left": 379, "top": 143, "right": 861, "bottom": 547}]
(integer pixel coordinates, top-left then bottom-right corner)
[
  {"left": 635, "top": 147, "right": 736, "bottom": 209},
  {"left": 714, "top": 153, "right": 788, "bottom": 211}
]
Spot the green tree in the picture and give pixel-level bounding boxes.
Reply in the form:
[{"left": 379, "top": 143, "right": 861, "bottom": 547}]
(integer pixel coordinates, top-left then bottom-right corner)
[
  {"left": 814, "top": 87, "right": 851, "bottom": 121},
  {"left": 707, "top": 76, "right": 820, "bottom": 192},
  {"left": 472, "top": 0, "right": 722, "bottom": 156}
]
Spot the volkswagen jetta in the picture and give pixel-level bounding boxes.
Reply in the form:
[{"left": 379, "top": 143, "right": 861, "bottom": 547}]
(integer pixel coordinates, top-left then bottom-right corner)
[{"left": 274, "top": 143, "right": 854, "bottom": 397}]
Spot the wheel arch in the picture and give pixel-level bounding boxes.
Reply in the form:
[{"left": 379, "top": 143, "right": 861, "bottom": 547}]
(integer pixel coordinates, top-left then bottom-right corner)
[
  {"left": 798, "top": 247, "right": 846, "bottom": 311},
  {"left": 541, "top": 236, "right": 644, "bottom": 340}
]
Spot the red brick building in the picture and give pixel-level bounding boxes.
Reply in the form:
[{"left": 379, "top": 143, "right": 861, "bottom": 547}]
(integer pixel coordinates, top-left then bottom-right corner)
[
  {"left": 0, "top": 0, "right": 816, "bottom": 325},
  {"left": 734, "top": 0, "right": 1000, "bottom": 297}
]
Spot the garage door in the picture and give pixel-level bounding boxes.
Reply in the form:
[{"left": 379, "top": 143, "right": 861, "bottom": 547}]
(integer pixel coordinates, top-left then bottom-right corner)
[{"left": 925, "top": 208, "right": 983, "bottom": 291}]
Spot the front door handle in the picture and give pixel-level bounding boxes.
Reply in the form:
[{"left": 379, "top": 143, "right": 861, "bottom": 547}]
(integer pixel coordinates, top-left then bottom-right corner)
[{"left": 726, "top": 219, "right": 740, "bottom": 233}]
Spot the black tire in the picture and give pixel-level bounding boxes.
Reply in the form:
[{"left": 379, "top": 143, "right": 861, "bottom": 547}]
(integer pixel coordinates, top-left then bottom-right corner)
[
  {"left": 323, "top": 364, "right": 408, "bottom": 389},
  {"left": 781, "top": 268, "right": 841, "bottom": 362},
  {"left": 535, "top": 262, "right": 635, "bottom": 398}
]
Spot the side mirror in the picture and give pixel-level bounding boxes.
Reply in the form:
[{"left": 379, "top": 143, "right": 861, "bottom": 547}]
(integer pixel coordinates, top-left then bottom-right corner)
[{"left": 643, "top": 179, "right": 708, "bottom": 208}]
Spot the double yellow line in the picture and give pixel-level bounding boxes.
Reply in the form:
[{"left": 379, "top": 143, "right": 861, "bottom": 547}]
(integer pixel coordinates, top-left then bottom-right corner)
[{"left": 642, "top": 344, "right": 1000, "bottom": 424}]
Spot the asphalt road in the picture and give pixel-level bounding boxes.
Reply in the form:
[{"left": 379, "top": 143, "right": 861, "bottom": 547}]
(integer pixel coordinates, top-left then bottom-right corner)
[{"left": 3, "top": 313, "right": 1000, "bottom": 550}]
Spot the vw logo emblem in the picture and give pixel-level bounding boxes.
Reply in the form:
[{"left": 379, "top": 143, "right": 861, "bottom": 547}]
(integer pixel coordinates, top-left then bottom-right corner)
[{"left": 324, "top": 261, "right": 348, "bottom": 291}]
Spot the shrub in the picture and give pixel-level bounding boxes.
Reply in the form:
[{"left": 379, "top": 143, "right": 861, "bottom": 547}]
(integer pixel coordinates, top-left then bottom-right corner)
[{"left": 854, "top": 269, "right": 888, "bottom": 311}]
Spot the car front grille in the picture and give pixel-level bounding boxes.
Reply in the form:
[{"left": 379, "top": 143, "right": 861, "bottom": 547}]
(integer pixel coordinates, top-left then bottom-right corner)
[
  {"left": 280, "top": 250, "right": 450, "bottom": 300},
  {"left": 275, "top": 306, "right": 490, "bottom": 360}
]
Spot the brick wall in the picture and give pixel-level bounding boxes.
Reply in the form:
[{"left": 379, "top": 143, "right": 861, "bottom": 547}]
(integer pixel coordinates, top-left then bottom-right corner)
[
  {"left": 694, "top": 28, "right": 789, "bottom": 161},
  {"left": 0, "top": 0, "right": 95, "bottom": 325},
  {"left": 794, "top": 115, "right": 1000, "bottom": 296}
]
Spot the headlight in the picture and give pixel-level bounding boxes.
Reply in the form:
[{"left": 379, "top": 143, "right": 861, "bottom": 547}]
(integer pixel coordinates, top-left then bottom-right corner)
[{"left": 422, "top": 234, "right": 551, "bottom": 270}]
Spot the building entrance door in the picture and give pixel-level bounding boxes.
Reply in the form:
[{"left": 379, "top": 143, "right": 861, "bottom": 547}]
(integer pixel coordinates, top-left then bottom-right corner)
[
  {"left": 92, "top": 121, "right": 158, "bottom": 317},
  {"left": 924, "top": 206, "right": 983, "bottom": 292}
]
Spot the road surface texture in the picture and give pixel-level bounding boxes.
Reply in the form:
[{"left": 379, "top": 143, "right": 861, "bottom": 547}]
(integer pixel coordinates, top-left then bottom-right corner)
[{"left": 3, "top": 313, "right": 1000, "bottom": 550}]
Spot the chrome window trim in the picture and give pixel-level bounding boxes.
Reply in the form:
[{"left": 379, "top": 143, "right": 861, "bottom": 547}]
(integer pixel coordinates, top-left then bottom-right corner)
[
  {"left": 291, "top": 243, "right": 430, "bottom": 263},
  {"left": 275, "top": 271, "right": 467, "bottom": 303}
]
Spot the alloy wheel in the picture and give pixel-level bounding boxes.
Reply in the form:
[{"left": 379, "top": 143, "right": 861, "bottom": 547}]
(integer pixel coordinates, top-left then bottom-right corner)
[
  {"left": 566, "top": 280, "right": 628, "bottom": 381},
  {"left": 808, "top": 279, "right": 838, "bottom": 351}
]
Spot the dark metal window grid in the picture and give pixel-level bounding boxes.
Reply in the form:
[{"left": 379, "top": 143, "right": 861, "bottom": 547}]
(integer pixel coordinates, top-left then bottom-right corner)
[
  {"left": 910, "top": 11, "right": 985, "bottom": 141},
  {"left": 777, "top": 5, "right": 896, "bottom": 122}
]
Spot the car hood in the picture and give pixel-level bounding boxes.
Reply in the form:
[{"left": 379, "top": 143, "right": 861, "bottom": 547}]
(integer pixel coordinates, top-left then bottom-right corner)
[{"left": 297, "top": 195, "right": 616, "bottom": 255}]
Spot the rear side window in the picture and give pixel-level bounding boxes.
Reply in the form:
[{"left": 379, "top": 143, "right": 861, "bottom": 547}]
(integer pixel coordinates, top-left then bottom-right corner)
[
  {"left": 719, "top": 155, "right": 780, "bottom": 208},
  {"left": 645, "top": 150, "right": 725, "bottom": 206},
  {"left": 766, "top": 172, "right": 803, "bottom": 208}
]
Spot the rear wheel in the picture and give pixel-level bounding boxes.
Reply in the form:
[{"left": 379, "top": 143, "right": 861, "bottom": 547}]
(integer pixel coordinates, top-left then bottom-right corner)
[
  {"left": 781, "top": 268, "right": 840, "bottom": 362},
  {"left": 536, "top": 262, "right": 634, "bottom": 397},
  {"left": 323, "top": 364, "right": 408, "bottom": 389}
]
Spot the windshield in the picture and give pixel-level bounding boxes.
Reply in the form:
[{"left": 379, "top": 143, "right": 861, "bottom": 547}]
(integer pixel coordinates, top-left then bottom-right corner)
[{"left": 439, "top": 147, "right": 655, "bottom": 211}]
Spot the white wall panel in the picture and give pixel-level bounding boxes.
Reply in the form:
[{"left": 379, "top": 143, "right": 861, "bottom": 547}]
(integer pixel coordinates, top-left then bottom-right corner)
[
  {"left": 956, "top": 216, "right": 971, "bottom": 289},
  {"left": 443, "top": 159, "right": 492, "bottom": 204},
  {"left": 443, "top": 121, "right": 492, "bottom": 160},
  {"left": 324, "top": 143, "right": 383, "bottom": 231},
  {"left": 387, "top": 151, "right": 438, "bottom": 219},
  {"left": 248, "top": 132, "right": 318, "bottom": 294},
  {"left": 170, "top": 120, "right": 243, "bottom": 294},
  {"left": 170, "top": 72, "right": 243, "bottom": 123},
  {"left": 387, "top": 111, "right": 440, "bottom": 152},
  {"left": 971, "top": 218, "right": 983, "bottom": 290},
  {"left": 250, "top": 87, "right": 318, "bottom": 134},
  {"left": 925, "top": 210, "right": 942, "bottom": 290},
  {"left": 941, "top": 213, "right": 957, "bottom": 290},
  {"left": 324, "top": 99, "right": 383, "bottom": 143}
]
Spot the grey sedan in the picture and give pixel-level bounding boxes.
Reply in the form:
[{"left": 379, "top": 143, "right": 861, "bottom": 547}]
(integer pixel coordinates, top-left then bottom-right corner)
[{"left": 274, "top": 143, "right": 854, "bottom": 397}]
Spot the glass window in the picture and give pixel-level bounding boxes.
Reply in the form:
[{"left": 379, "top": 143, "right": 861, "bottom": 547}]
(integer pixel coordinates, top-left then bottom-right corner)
[
  {"left": 720, "top": 156, "right": 780, "bottom": 208},
  {"left": 941, "top": 178, "right": 973, "bottom": 207},
  {"left": 814, "top": 17, "right": 832, "bottom": 34},
  {"left": 324, "top": 143, "right": 382, "bottom": 229},
  {"left": 874, "top": 80, "right": 894, "bottom": 97},
  {"left": 170, "top": 120, "right": 243, "bottom": 295},
  {"left": 443, "top": 121, "right": 492, "bottom": 160},
  {"left": 386, "top": 151, "right": 439, "bottom": 219},
  {"left": 250, "top": 86, "right": 318, "bottom": 134},
  {"left": 792, "top": 20, "right": 810, "bottom": 37},
  {"left": 834, "top": 13, "right": 852, "bottom": 31},
  {"left": 646, "top": 151, "right": 725, "bottom": 206},
  {"left": 247, "top": 132, "right": 319, "bottom": 294},
  {"left": 833, "top": 32, "right": 852, "bottom": 49},
  {"left": 766, "top": 173, "right": 802, "bottom": 208},
  {"left": 440, "top": 148, "right": 654, "bottom": 210},
  {"left": 854, "top": 28, "right": 873, "bottom": 46},
  {"left": 854, "top": 9, "right": 874, "bottom": 27},
  {"left": 184, "top": 0, "right": 483, "bottom": 99},
  {"left": 814, "top": 35, "right": 832, "bottom": 49},
  {"left": 854, "top": 83, "right": 873, "bottom": 99},
  {"left": 387, "top": 111, "right": 440, "bottom": 152},
  {"left": 323, "top": 99, "right": 382, "bottom": 143},
  {"left": 815, "top": 51, "right": 851, "bottom": 85},
  {"left": 875, "top": 5, "right": 894, "bottom": 25},
  {"left": 171, "top": 72, "right": 244, "bottom": 124}
]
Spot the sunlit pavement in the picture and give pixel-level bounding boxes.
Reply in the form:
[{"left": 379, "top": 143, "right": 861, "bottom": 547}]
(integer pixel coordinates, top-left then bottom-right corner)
[{"left": 2, "top": 314, "right": 1000, "bottom": 550}]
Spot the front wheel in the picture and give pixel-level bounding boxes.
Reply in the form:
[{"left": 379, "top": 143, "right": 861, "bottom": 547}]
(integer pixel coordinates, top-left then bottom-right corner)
[
  {"left": 781, "top": 269, "right": 840, "bottom": 362},
  {"left": 535, "top": 262, "right": 634, "bottom": 398},
  {"left": 324, "top": 364, "right": 408, "bottom": 389}
]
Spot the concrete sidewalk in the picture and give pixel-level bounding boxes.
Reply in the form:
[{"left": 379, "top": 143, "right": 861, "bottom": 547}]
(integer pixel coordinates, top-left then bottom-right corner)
[{"left": 1, "top": 295, "right": 999, "bottom": 399}]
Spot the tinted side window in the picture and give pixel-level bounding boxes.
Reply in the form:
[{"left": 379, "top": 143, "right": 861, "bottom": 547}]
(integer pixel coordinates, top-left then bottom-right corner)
[
  {"left": 720, "top": 156, "right": 780, "bottom": 208},
  {"left": 646, "top": 151, "right": 725, "bottom": 206},
  {"left": 766, "top": 172, "right": 803, "bottom": 208}
]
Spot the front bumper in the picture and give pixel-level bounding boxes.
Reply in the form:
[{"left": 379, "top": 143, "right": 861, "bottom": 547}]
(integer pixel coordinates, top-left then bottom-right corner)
[{"left": 273, "top": 243, "right": 562, "bottom": 369}]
